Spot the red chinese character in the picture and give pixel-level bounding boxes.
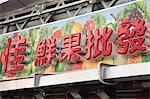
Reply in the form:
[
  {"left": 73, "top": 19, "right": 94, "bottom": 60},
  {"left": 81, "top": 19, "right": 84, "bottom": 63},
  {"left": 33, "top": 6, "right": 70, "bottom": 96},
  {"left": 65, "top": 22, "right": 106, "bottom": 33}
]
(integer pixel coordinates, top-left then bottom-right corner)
[
  {"left": 85, "top": 30, "right": 94, "bottom": 60},
  {"left": 34, "top": 39, "right": 47, "bottom": 66},
  {"left": 34, "top": 38, "right": 56, "bottom": 66},
  {"left": 2, "top": 33, "right": 27, "bottom": 73},
  {"left": 1, "top": 38, "right": 11, "bottom": 73},
  {"left": 59, "top": 33, "right": 81, "bottom": 62},
  {"left": 47, "top": 38, "right": 56, "bottom": 64},
  {"left": 117, "top": 18, "right": 147, "bottom": 54},
  {"left": 36, "top": 39, "right": 47, "bottom": 58},
  {"left": 85, "top": 27, "right": 113, "bottom": 59},
  {"left": 102, "top": 27, "right": 113, "bottom": 56}
]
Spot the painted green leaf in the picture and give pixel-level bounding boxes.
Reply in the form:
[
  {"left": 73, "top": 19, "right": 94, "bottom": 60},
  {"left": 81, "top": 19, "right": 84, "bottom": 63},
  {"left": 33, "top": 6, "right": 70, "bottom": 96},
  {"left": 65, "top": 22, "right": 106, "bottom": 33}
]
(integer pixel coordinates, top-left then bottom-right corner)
[
  {"left": 91, "top": 13, "right": 106, "bottom": 29},
  {"left": 61, "top": 21, "right": 74, "bottom": 36}
]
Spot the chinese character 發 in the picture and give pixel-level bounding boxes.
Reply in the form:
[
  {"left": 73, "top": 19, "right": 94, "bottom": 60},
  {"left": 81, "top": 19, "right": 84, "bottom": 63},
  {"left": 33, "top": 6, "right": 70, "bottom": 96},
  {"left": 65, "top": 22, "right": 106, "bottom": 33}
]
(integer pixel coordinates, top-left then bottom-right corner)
[{"left": 117, "top": 18, "right": 147, "bottom": 54}]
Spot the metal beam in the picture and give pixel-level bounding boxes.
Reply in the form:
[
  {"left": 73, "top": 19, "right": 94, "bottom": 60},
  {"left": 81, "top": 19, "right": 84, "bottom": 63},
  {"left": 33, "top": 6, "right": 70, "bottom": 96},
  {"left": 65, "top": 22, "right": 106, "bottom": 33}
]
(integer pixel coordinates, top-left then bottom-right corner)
[
  {"left": 17, "top": 0, "right": 26, "bottom": 7},
  {"left": 0, "top": 0, "right": 88, "bottom": 25},
  {"left": 2, "top": 25, "right": 8, "bottom": 34},
  {"left": 44, "top": 1, "right": 62, "bottom": 23},
  {"left": 0, "top": 0, "right": 68, "bottom": 18},
  {"left": 100, "top": 0, "right": 108, "bottom": 8},
  {"left": 96, "top": 92, "right": 110, "bottom": 99},
  {"left": 109, "top": 0, "right": 118, "bottom": 7},
  {"left": 70, "top": 92, "right": 83, "bottom": 99},
  {"left": 100, "top": 0, "right": 118, "bottom": 8},
  {"left": 34, "top": 94, "right": 44, "bottom": 99},
  {"left": 62, "top": 1, "right": 73, "bottom": 17},
  {"left": 73, "top": 3, "right": 85, "bottom": 17}
]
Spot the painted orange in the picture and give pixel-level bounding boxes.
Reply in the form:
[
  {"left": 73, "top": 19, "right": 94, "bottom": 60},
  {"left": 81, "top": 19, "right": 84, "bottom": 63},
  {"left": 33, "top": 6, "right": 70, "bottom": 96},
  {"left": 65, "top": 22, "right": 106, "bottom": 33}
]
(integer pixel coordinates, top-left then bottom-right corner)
[
  {"left": 127, "top": 54, "right": 142, "bottom": 64},
  {"left": 25, "top": 35, "right": 30, "bottom": 40},
  {"left": 83, "top": 60, "right": 100, "bottom": 69},
  {"left": 71, "top": 22, "right": 82, "bottom": 34},
  {"left": 44, "top": 65, "right": 55, "bottom": 74}
]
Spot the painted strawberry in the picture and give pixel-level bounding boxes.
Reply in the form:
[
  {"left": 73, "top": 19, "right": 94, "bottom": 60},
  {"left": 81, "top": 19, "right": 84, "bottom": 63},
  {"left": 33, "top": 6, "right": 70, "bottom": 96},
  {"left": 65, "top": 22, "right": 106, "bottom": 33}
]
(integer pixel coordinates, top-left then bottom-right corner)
[
  {"left": 53, "top": 28, "right": 61, "bottom": 39},
  {"left": 84, "top": 19, "right": 96, "bottom": 31},
  {"left": 145, "top": 22, "right": 150, "bottom": 48},
  {"left": 1, "top": 50, "right": 8, "bottom": 73},
  {"left": 5, "top": 73, "right": 15, "bottom": 78}
]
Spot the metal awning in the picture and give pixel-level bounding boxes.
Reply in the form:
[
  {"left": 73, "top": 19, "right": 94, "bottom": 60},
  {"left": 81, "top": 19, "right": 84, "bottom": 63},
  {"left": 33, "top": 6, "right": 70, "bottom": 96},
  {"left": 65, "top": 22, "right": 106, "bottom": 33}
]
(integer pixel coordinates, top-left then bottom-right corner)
[{"left": 0, "top": 62, "right": 150, "bottom": 92}]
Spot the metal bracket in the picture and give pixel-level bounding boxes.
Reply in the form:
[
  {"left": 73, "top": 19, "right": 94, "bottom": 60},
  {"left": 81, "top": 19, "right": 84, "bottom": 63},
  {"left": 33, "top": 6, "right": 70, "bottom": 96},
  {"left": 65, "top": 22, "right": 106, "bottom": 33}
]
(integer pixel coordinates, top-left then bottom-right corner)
[
  {"left": 0, "top": 92, "right": 2, "bottom": 99},
  {"left": 34, "top": 74, "right": 43, "bottom": 87},
  {"left": 96, "top": 91, "right": 110, "bottom": 99},
  {"left": 98, "top": 62, "right": 117, "bottom": 85},
  {"left": 34, "top": 88, "right": 45, "bottom": 99},
  {"left": 34, "top": 73, "right": 54, "bottom": 87}
]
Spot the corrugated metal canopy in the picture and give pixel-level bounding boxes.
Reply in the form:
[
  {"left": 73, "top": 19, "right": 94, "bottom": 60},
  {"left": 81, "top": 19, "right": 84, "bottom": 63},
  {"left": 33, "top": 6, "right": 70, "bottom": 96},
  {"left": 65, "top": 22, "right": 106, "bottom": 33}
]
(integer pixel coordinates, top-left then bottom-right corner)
[
  {"left": 0, "top": 0, "right": 58, "bottom": 18},
  {"left": 0, "top": 0, "right": 38, "bottom": 14}
]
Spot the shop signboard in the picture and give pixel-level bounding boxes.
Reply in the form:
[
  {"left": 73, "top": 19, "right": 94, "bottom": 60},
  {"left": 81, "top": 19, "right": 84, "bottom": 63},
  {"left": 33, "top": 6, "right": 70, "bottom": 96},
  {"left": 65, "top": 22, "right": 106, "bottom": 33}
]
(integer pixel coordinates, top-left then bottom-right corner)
[{"left": 0, "top": 0, "right": 149, "bottom": 79}]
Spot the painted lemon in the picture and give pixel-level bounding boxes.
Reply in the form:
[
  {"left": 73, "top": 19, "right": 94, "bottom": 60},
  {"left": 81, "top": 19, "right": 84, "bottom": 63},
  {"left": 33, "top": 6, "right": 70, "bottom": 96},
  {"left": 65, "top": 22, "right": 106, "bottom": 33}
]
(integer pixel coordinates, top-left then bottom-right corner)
[{"left": 102, "top": 58, "right": 114, "bottom": 65}]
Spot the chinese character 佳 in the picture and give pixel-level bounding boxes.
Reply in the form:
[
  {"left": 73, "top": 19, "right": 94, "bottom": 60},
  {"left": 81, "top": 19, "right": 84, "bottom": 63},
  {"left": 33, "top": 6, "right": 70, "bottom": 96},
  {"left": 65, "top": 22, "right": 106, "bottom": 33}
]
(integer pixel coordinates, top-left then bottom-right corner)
[
  {"left": 1, "top": 33, "right": 27, "bottom": 73},
  {"left": 34, "top": 38, "right": 57, "bottom": 66},
  {"left": 117, "top": 18, "right": 147, "bottom": 54}
]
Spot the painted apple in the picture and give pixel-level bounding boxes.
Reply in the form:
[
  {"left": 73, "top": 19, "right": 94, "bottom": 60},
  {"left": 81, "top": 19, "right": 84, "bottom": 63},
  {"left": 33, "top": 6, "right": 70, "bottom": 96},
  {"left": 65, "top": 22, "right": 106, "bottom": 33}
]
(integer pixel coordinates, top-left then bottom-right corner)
[
  {"left": 72, "top": 61, "right": 83, "bottom": 71},
  {"left": 84, "top": 19, "right": 96, "bottom": 31},
  {"left": 53, "top": 28, "right": 61, "bottom": 39}
]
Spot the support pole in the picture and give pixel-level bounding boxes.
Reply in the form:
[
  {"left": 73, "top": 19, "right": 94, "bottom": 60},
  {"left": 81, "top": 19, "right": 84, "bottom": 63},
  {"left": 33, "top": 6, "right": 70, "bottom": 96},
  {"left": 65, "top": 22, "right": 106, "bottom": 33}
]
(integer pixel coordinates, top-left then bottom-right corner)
[{"left": 0, "top": 92, "right": 2, "bottom": 99}]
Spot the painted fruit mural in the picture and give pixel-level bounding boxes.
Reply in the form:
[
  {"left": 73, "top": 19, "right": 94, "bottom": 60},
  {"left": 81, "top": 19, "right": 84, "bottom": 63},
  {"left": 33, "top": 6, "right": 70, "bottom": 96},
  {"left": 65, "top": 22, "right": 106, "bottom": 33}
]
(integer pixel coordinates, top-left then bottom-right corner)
[{"left": 0, "top": 0, "right": 149, "bottom": 79}]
